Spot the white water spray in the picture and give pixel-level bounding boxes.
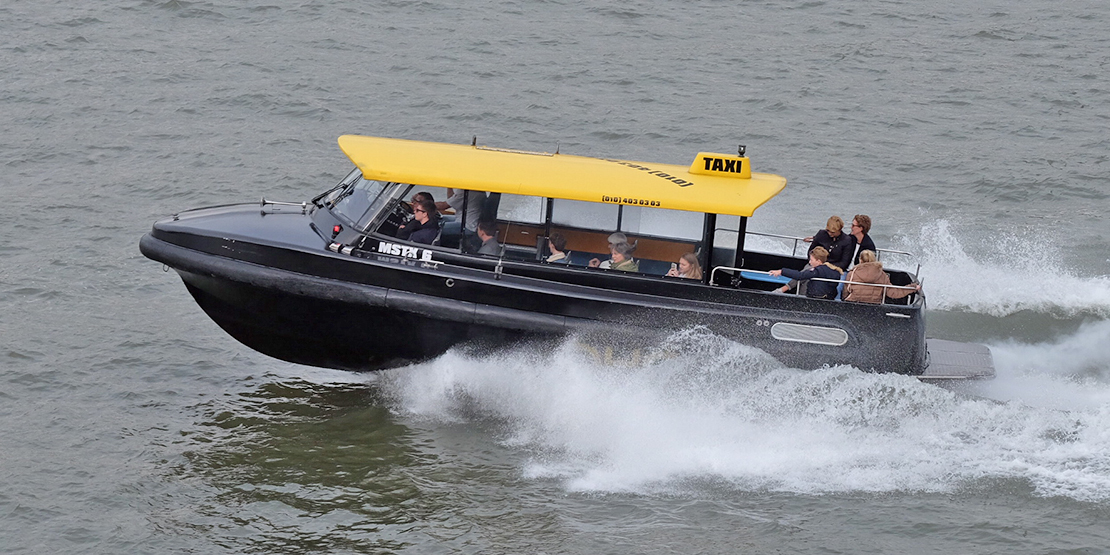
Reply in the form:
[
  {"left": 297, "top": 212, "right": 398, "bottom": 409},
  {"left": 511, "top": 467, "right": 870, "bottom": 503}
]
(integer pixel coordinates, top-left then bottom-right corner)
[{"left": 380, "top": 326, "right": 1110, "bottom": 502}]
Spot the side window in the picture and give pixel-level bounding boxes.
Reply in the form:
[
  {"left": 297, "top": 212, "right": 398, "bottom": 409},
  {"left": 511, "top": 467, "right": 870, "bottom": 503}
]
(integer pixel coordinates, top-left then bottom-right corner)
[
  {"left": 551, "top": 199, "right": 619, "bottom": 229},
  {"left": 621, "top": 206, "right": 703, "bottom": 241},
  {"left": 496, "top": 194, "right": 546, "bottom": 224}
]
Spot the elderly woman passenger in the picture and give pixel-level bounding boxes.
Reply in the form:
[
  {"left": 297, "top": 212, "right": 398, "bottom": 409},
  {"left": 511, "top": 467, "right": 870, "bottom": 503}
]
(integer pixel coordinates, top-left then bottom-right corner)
[{"left": 607, "top": 242, "right": 639, "bottom": 272}]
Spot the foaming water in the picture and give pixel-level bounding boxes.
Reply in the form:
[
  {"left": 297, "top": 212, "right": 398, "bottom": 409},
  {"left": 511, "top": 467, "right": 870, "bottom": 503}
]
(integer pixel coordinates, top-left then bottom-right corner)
[
  {"left": 379, "top": 329, "right": 1110, "bottom": 502},
  {"left": 908, "top": 220, "right": 1110, "bottom": 318},
  {"left": 970, "top": 320, "right": 1110, "bottom": 410}
]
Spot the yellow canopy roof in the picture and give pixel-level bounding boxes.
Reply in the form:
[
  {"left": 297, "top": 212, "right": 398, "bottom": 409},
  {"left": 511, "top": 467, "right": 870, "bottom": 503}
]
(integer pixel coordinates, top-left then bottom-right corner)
[{"left": 338, "top": 135, "right": 787, "bottom": 217}]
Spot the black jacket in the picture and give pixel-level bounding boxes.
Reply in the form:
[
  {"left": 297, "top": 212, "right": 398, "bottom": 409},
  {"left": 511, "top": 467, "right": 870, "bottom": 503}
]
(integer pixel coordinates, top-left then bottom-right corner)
[
  {"left": 782, "top": 263, "right": 842, "bottom": 299},
  {"left": 397, "top": 216, "right": 440, "bottom": 244},
  {"left": 809, "top": 230, "right": 853, "bottom": 272}
]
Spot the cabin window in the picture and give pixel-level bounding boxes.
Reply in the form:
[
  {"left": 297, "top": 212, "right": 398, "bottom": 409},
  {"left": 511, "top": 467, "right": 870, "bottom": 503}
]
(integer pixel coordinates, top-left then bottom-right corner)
[
  {"left": 551, "top": 199, "right": 619, "bottom": 229},
  {"left": 496, "top": 194, "right": 547, "bottom": 224},
  {"left": 331, "top": 176, "right": 391, "bottom": 230},
  {"left": 490, "top": 194, "right": 547, "bottom": 257},
  {"left": 620, "top": 205, "right": 704, "bottom": 241}
]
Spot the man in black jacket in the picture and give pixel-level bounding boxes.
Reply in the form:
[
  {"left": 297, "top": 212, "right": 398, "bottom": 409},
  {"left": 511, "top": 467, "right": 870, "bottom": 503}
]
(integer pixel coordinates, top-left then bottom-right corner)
[{"left": 397, "top": 198, "right": 440, "bottom": 245}]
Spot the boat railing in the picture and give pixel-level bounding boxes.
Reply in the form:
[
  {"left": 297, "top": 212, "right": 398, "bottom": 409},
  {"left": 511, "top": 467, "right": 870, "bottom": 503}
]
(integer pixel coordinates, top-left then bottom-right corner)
[
  {"left": 710, "top": 267, "right": 920, "bottom": 305},
  {"left": 717, "top": 228, "right": 918, "bottom": 268}
]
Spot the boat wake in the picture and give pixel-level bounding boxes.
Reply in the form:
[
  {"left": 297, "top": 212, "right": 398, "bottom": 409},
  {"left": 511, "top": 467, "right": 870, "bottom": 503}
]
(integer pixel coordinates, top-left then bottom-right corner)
[
  {"left": 907, "top": 219, "right": 1110, "bottom": 318},
  {"left": 378, "top": 326, "right": 1110, "bottom": 502}
]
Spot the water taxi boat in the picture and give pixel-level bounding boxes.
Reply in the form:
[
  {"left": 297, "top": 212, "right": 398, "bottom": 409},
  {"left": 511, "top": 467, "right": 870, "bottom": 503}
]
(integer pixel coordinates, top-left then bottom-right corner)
[{"left": 139, "top": 135, "right": 994, "bottom": 379}]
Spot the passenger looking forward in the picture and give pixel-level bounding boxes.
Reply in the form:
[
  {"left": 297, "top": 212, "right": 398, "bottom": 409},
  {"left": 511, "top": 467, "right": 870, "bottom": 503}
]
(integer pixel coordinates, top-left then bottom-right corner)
[
  {"left": 769, "top": 247, "right": 841, "bottom": 300},
  {"left": 848, "top": 214, "right": 876, "bottom": 268},
  {"left": 396, "top": 198, "right": 439, "bottom": 245},
  {"left": 843, "top": 250, "right": 920, "bottom": 304},
  {"left": 476, "top": 220, "right": 501, "bottom": 255},
  {"left": 546, "top": 232, "right": 571, "bottom": 264}
]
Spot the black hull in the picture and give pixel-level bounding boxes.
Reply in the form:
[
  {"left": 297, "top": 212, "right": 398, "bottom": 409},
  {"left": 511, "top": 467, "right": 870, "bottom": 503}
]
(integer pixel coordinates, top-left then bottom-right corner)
[{"left": 141, "top": 229, "right": 928, "bottom": 374}]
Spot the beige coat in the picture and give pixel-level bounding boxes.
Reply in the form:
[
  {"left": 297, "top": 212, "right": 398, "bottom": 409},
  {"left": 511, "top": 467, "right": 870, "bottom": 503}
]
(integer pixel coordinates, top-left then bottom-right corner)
[{"left": 843, "top": 262, "right": 915, "bottom": 304}]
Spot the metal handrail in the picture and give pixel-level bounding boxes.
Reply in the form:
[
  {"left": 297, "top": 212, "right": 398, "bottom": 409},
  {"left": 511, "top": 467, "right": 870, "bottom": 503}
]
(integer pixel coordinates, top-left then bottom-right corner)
[
  {"left": 715, "top": 227, "right": 915, "bottom": 260},
  {"left": 710, "top": 266, "right": 919, "bottom": 305}
]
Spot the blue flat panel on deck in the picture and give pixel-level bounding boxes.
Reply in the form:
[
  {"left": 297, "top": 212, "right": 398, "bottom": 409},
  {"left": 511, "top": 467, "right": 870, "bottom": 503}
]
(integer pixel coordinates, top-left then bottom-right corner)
[{"left": 741, "top": 270, "right": 791, "bottom": 284}]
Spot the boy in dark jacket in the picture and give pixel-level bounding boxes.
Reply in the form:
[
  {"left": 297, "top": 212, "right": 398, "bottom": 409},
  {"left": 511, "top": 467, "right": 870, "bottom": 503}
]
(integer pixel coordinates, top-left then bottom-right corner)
[{"left": 769, "top": 247, "right": 842, "bottom": 300}]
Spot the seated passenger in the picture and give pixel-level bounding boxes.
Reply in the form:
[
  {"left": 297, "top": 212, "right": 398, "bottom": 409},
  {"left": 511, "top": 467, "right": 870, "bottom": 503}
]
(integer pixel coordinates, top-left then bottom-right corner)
[
  {"left": 778, "top": 216, "right": 850, "bottom": 294},
  {"left": 476, "top": 219, "right": 501, "bottom": 255},
  {"left": 546, "top": 232, "right": 571, "bottom": 264},
  {"left": 848, "top": 214, "right": 876, "bottom": 269},
  {"left": 804, "top": 215, "right": 853, "bottom": 273},
  {"left": 589, "top": 232, "right": 633, "bottom": 269},
  {"left": 608, "top": 242, "right": 639, "bottom": 272},
  {"left": 768, "top": 246, "right": 841, "bottom": 300},
  {"left": 396, "top": 198, "right": 440, "bottom": 245},
  {"left": 666, "top": 252, "right": 703, "bottom": 280},
  {"left": 843, "top": 250, "right": 920, "bottom": 304}
]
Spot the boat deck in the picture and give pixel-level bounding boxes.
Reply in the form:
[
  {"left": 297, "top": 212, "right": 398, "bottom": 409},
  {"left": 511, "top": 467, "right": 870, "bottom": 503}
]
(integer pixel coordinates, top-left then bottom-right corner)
[{"left": 921, "top": 339, "right": 995, "bottom": 380}]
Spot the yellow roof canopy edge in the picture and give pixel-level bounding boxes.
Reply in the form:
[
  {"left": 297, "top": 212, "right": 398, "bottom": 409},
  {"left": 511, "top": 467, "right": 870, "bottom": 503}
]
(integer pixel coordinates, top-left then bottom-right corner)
[{"left": 337, "top": 135, "right": 787, "bottom": 217}]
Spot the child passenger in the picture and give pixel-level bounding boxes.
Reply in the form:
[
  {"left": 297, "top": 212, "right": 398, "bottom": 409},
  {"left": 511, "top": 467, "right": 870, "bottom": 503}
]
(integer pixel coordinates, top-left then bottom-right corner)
[
  {"left": 768, "top": 247, "right": 841, "bottom": 300},
  {"left": 666, "top": 252, "right": 703, "bottom": 280}
]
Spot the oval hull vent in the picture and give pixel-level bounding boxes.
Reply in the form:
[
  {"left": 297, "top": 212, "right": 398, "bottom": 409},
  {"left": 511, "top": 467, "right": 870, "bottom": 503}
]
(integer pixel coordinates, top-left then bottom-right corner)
[{"left": 770, "top": 322, "right": 849, "bottom": 346}]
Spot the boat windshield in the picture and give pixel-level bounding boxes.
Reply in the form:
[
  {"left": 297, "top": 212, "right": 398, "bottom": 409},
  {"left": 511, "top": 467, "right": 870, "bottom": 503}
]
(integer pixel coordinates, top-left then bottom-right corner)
[{"left": 329, "top": 174, "right": 393, "bottom": 230}]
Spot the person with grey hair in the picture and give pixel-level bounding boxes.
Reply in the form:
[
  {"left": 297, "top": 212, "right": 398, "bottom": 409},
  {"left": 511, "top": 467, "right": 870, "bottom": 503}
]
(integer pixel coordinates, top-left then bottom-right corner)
[
  {"left": 589, "top": 232, "right": 633, "bottom": 269},
  {"left": 608, "top": 241, "right": 639, "bottom": 272}
]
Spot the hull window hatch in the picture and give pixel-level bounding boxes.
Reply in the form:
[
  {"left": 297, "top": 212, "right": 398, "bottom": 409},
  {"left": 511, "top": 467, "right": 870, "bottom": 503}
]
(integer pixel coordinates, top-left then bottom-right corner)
[{"left": 771, "top": 322, "right": 849, "bottom": 346}]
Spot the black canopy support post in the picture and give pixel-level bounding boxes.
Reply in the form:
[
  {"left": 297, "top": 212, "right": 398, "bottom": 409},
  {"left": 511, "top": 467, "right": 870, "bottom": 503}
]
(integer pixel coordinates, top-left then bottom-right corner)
[
  {"left": 701, "top": 213, "right": 716, "bottom": 285},
  {"left": 734, "top": 216, "right": 748, "bottom": 269},
  {"left": 540, "top": 197, "right": 555, "bottom": 260}
]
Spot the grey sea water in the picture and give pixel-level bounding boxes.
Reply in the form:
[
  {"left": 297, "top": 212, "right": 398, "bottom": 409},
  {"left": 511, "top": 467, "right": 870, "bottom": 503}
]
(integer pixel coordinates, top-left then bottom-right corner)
[{"left": 3, "top": 0, "right": 1110, "bottom": 553}]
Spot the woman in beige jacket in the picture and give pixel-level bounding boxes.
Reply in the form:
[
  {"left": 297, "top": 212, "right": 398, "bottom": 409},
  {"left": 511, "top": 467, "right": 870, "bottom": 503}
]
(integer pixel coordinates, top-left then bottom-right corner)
[{"left": 843, "top": 250, "right": 920, "bottom": 304}]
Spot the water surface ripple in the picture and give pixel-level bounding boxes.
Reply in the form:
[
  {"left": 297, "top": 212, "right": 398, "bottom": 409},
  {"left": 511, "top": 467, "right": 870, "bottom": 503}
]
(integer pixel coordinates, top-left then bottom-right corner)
[{"left": 2, "top": 0, "right": 1109, "bottom": 553}]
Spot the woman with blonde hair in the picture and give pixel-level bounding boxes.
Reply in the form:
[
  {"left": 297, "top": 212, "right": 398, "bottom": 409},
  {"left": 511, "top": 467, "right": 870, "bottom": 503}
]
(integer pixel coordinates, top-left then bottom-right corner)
[
  {"left": 666, "top": 252, "right": 703, "bottom": 280},
  {"left": 843, "top": 250, "right": 920, "bottom": 304}
]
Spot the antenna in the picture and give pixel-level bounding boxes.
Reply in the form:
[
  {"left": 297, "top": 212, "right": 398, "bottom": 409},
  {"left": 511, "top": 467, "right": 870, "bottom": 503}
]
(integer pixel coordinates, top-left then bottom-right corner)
[
  {"left": 738, "top": 145, "right": 746, "bottom": 156},
  {"left": 472, "top": 136, "right": 477, "bottom": 147}
]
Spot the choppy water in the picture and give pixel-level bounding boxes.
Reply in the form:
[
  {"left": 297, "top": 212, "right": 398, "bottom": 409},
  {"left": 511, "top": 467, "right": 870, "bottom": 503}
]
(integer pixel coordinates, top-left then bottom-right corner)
[{"left": 3, "top": 0, "right": 1110, "bottom": 553}]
